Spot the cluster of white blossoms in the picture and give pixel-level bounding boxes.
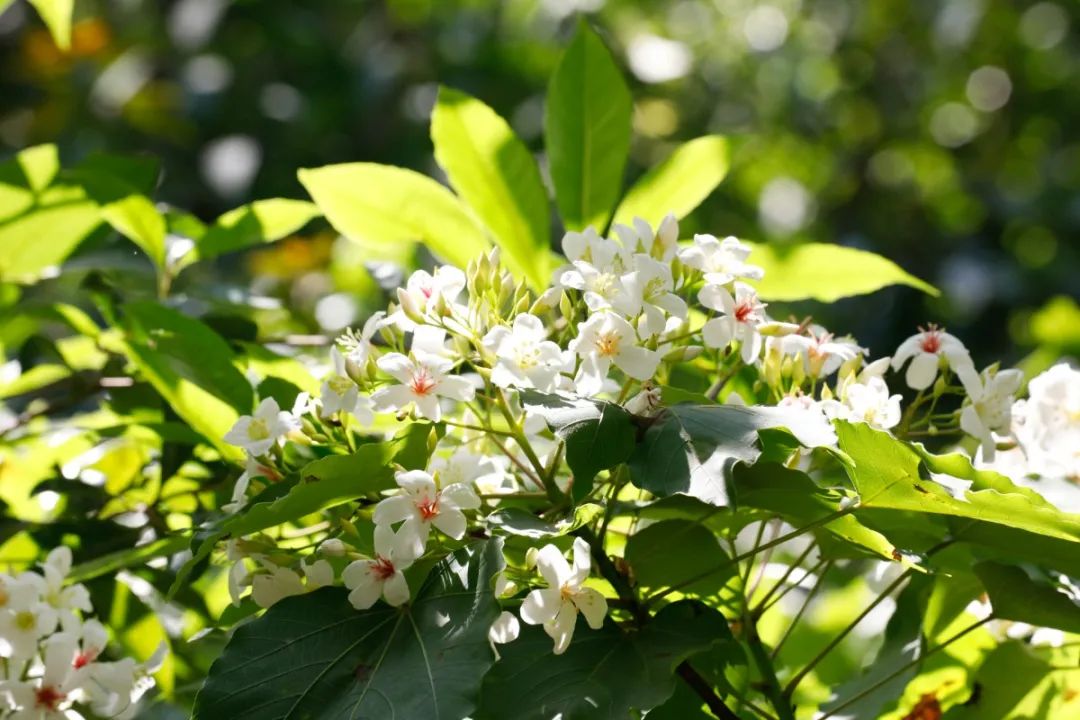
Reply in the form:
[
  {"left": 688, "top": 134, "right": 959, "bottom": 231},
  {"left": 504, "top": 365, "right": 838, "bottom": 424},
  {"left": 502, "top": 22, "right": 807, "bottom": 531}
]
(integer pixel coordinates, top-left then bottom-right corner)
[
  {"left": 0, "top": 548, "right": 163, "bottom": 719},
  {"left": 219, "top": 212, "right": 1078, "bottom": 653}
]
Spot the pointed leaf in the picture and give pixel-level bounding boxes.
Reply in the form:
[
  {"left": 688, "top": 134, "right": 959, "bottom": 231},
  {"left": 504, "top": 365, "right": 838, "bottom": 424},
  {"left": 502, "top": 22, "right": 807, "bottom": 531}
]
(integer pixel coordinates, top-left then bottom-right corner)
[
  {"left": 612, "top": 135, "right": 729, "bottom": 228},
  {"left": 746, "top": 242, "right": 938, "bottom": 302},
  {"left": 193, "top": 539, "right": 505, "bottom": 720},
  {"left": 298, "top": 162, "right": 489, "bottom": 269},
  {"left": 27, "top": 0, "right": 73, "bottom": 50},
  {"left": 193, "top": 199, "right": 319, "bottom": 262},
  {"left": 629, "top": 403, "right": 837, "bottom": 506},
  {"left": 432, "top": 87, "right": 550, "bottom": 288},
  {"left": 546, "top": 20, "right": 631, "bottom": 232},
  {"left": 974, "top": 561, "right": 1080, "bottom": 633}
]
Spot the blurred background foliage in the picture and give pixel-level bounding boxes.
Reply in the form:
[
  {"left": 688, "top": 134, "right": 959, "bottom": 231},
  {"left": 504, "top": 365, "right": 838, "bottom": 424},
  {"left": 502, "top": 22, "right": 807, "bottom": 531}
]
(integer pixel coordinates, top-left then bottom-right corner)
[{"left": 2, "top": 0, "right": 1079, "bottom": 366}]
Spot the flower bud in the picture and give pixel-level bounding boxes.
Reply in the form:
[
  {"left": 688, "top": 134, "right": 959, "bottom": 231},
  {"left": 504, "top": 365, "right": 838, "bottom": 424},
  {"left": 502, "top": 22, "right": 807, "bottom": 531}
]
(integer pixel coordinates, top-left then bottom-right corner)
[
  {"left": 395, "top": 289, "right": 426, "bottom": 324},
  {"left": 524, "top": 547, "right": 539, "bottom": 570},
  {"left": 318, "top": 538, "right": 346, "bottom": 557},
  {"left": 530, "top": 286, "right": 562, "bottom": 315}
]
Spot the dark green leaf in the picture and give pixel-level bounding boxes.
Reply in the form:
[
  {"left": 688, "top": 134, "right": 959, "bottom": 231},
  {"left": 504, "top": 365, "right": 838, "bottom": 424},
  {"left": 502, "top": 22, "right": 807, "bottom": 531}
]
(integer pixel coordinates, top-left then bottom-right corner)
[
  {"left": 630, "top": 404, "right": 837, "bottom": 506},
  {"left": 973, "top": 561, "right": 1080, "bottom": 633},
  {"left": 477, "top": 601, "right": 731, "bottom": 720},
  {"left": 193, "top": 539, "right": 504, "bottom": 720},
  {"left": 546, "top": 20, "right": 631, "bottom": 232},
  {"left": 485, "top": 503, "right": 602, "bottom": 539},
  {"left": 520, "top": 390, "right": 636, "bottom": 500},
  {"left": 624, "top": 519, "right": 730, "bottom": 595}
]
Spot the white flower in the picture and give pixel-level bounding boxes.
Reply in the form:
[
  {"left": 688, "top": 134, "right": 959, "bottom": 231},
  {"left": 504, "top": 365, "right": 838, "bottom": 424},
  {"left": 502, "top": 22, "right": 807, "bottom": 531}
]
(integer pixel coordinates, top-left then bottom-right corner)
[
  {"left": 224, "top": 397, "right": 301, "bottom": 456},
  {"left": 519, "top": 538, "right": 607, "bottom": 655},
  {"left": 678, "top": 234, "right": 764, "bottom": 286},
  {"left": 560, "top": 227, "right": 626, "bottom": 268},
  {"left": 699, "top": 282, "right": 768, "bottom": 363},
  {"left": 960, "top": 368, "right": 1024, "bottom": 461},
  {"left": 825, "top": 376, "right": 902, "bottom": 431},
  {"left": 782, "top": 326, "right": 865, "bottom": 378},
  {"left": 570, "top": 313, "right": 660, "bottom": 397},
  {"left": 339, "top": 311, "right": 388, "bottom": 366},
  {"left": 558, "top": 259, "right": 633, "bottom": 314},
  {"left": 391, "top": 266, "right": 467, "bottom": 329},
  {"left": 371, "top": 350, "right": 475, "bottom": 422},
  {"left": 37, "top": 547, "right": 92, "bottom": 622},
  {"left": 225, "top": 541, "right": 248, "bottom": 607},
  {"left": 373, "top": 470, "right": 481, "bottom": 556},
  {"left": 0, "top": 633, "right": 82, "bottom": 717},
  {"left": 342, "top": 525, "right": 419, "bottom": 610},
  {"left": 1013, "top": 363, "right": 1080, "bottom": 479},
  {"left": 250, "top": 564, "right": 305, "bottom": 609},
  {"left": 483, "top": 314, "right": 566, "bottom": 392},
  {"left": 612, "top": 214, "right": 679, "bottom": 261},
  {"left": 223, "top": 457, "right": 279, "bottom": 514},
  {"left": 0, "top": 594, "right": 58, "bottom": 660},
  {"left": 320, "top": 347, "right": 374, "bottom": 424},
  {"left": 429, "top": 448, "right": 510, "bottom": 496},
  {"left": 303, "top": 560, "right": 334, "bottom": 589},
  {"left": 892, "top": 325, "right": 979, "bottom": 394},
  {"left": 488, "top": 610, "right": 520, "bottom": 657},
  {"left": 620, "top": 254, "right": 688, "bottom": 337}
]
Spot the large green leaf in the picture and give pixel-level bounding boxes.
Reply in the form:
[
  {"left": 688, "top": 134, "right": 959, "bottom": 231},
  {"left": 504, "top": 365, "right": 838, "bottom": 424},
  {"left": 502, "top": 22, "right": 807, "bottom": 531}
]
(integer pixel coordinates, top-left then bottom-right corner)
[
  {"left": 746, "top": 242, "right": 938, "bottom": 302},
  {"left": 545, "top": 20, "right": 631, "bottom": 232},
  {"left": 431, "top": 87, "right": 550, "bottom": 288},
  {"left": 624, "top": 519, "right": 732, "bottom": 595},
  {"left": 836, "top": 422, "right": 1080, "bottom": 543},
  {"left": 476, "top": 601, "right": 730, "bottom": 720},
  {"left": 611, "top": 135, "right": 729, "bottom": 229},
  {"left": 27, "top": 0, "right": 73, "bottom": 49},
  {"left": 485, "top": 503, "right": 602, "bottom": 539},
  {"left": 117, "top": 302, "right": 254, "bottom": 461},
  {"left": 942, "top": 641, "right": 1078, "bottom": 720},
  {"left": 193, "top": 539, "right": 505, "bottom": 720},
  {"left": 733, "top": 462, "right": 900, "bottom": 563},
  {"left": 193, "top": 199, "right": 319, "bottom": 263},
  {"left": 0, "top": 145, "right": 101, "bottom": 282},
  {"left": 629, "top": 404, "right": 837, "bottom": 506},
  {"left": 298, "top": 162, "right": 489, "bottom": 270},
  {"left": 520, "top": 390, "right": 636, "bottom": 500},
  {"left": 973, "top": 562, "right": 1080, "bottom": 633}
]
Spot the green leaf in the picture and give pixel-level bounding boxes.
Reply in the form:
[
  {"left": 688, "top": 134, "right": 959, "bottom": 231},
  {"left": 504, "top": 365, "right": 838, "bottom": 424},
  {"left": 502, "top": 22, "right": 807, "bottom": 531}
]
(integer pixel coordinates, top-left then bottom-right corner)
[
  {"left": 27, "top": 0, "right": 73, "bottom": 50},
  {"left": 625, "top": 519, "right": 731, "bottom": 595},
  {"left": 746, "top": 242, "right": 938, "bottom": 302},
  {"left": 973, "top": 561, "right": 1080, "bottom": 633},
  {"left": 298, "top": 162, "right": 489, "bottom": 270},
  {"left": 629, "top": 403, "right": 837, "bottom": 506},
  {"left": 942, "top": 641, "right": 1075, "bottom": 720},
  {"left": 73, "top": 155, "right": 167, "bottom": 267},
  {"left": 520, "top": 390, "right": 637, "bottom": 500},
  {"left": 193, "top": 539, "right": 505, "bottom": 720},
  {"left": 477, "top": 601, "right": 731, "bottom": 720},
  {"left": 194, "top": 199, "right": 319, "bottom": 263},
  {"left": 611, "top": 135, "right": 729, "bottom": 229},
  {"left": 732, "top": 462, "right": 900, "bottom": 563},
  {"left": 0, "top": 146, "right": 100, "bottom": 282},
  {"left": 835, "top": 421, "right": 1080, "bottom": 543},
  {"left": 99, "top": 194, "right": 167, "bottom": 268},
  {"left": 117, "top": 302, "right": 254, "bottom": 461},
  {"left": 485, "top": 503, "right": 602, "bottom": 539},
  {"left": 545, "top": 20, "right": 631, "bottom": 232},
  {"left": 68, "top": 534, "right": 190, "bottom": 583},
  {"left": 432, "top": 87, "right": 550, "bottom": 288}
]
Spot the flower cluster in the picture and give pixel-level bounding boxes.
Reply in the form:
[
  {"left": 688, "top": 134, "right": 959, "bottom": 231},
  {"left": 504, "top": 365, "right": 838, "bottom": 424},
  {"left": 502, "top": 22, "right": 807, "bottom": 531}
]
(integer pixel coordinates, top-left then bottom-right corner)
[
  {"left": 0, "top": 548, "right": 163, "bottom": 719},
  {"left": 220, "top": 212, "right": 1078, "bottom": 654}
]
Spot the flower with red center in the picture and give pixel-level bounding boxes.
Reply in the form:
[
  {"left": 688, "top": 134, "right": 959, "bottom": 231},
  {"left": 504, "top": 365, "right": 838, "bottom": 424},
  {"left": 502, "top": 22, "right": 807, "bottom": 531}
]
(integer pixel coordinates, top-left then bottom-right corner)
[
  {"left": 699, "top": 282, "right": 768, "bottom": 362},
  {"left": 372, "top": 346, "right": 475, "bottom": 422},
  {"left": 571, "top": 312, "right": 660, "bottom": 397},
  {"left": 781, "top": 324, "right": 864, "bottom": 377},
  {"left": 343, "top": 525, "right": 420, "bottom": 609},
  {"left": 520, "top": 538, "right": 608, "bottom": 655},
  {"left": 372, "top": 470, "right": 481, "bottom": 557},
  {"left": 35, "top": 685, "right": 66, "bottom": 710},
  {"left": 892, "top": 324, "right": 979, "bottom": 394}
]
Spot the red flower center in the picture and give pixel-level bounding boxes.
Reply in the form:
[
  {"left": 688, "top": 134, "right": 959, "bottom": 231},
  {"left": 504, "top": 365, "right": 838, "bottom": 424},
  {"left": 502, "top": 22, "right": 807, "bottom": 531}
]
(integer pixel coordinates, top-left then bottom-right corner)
[
  {"left": 73, "top": 650, "right": 98, "bottom": 669},
  {"left": 920, "top": 332, "right": 941, "bottom": 354},
  {"left": 409, "top": 369, "right": 437, "bottom": 396},
  {"left": 372, "top": 557, "right": 396, "bottom": 580},
  {"left": 35, "top": 686, "right": 66, "bottom": 710},
  {"left": 734, "top": 301, "right": 755, "bottom": 323},
  {"left": 417, "top": 497, "right": 440, "bottom": 520}
]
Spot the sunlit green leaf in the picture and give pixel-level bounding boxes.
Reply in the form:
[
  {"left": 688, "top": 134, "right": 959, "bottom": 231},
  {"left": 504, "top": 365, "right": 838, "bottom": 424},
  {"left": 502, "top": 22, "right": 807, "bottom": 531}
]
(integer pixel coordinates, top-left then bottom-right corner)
[
  {"left": 746, "top": 242, "right": 938, "bottom": 301},
  {"left": 974, "top": 561, "right": 1080, "bottom": 633},
  {"left": 546, "top": 20, "right": 631, "bottom": 232},
  {"left": 612, "top": 135, "right": 729, "bottom": 229},
  {"left": 298, "top": 162, "right": 489, "bottom": 269},
  {"left": 27, "top": 0, "right": 73, "bottom": 49},
  {"left": 432, "top": 87, "right": 550, "bottom": 288},
  {"left": 193, "top": 199, "right": 319, "bottom": 263}
]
